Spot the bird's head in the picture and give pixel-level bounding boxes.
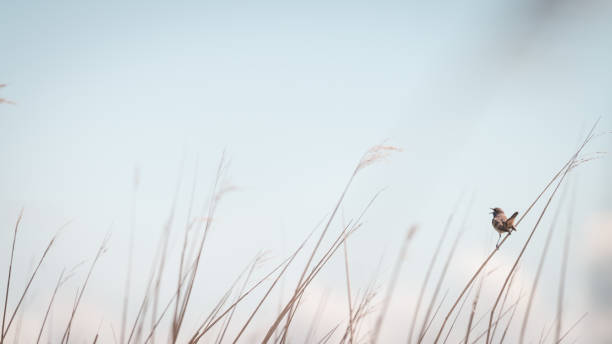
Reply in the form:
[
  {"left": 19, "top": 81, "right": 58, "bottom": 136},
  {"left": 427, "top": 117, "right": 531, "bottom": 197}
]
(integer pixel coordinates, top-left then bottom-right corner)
[{"left": 490, "top": 207, "right": 504, "bottom": 216}]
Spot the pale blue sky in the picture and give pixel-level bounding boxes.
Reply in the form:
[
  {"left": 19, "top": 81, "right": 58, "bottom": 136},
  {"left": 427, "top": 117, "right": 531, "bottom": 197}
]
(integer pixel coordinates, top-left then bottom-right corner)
[{"left": 1, "top": 0, "right": 611, "bottom": 342}]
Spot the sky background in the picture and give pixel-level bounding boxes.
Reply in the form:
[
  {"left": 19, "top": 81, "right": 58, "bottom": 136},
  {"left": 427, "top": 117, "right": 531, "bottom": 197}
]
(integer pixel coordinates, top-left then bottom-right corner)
[{"left": 1, "top": 0, "right": 612, "bottom": 342}]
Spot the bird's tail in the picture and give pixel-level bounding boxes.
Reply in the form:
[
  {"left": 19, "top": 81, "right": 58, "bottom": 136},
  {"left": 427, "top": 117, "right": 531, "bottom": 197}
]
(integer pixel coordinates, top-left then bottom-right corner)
[{"left": 507, "top": 211, "right": 518, "bottom": 231}]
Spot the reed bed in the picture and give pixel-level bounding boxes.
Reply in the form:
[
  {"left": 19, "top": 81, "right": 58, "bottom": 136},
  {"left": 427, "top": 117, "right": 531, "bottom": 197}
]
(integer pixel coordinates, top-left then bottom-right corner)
[{"left": 0, "top": 120, "right": 607, "bottom": 344}]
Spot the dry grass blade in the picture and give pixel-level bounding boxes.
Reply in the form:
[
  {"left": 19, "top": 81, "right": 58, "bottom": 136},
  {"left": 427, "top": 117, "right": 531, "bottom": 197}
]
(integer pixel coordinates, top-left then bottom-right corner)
[
  {"left": 555, "top": 200, "right": 574, "bottom": 344},
  {"left": 408, "top": 213, "right": 454, "bottom": 344},
  {"left": 150, "top": 202, "right": 179, "bottom": 343},
  {"left": 463, "top": 275, "right": 484, "bottom": 344},
  {"left": 498, "top": 290, "right": 521, "bottom": 344},
  {"left": 556, "top": 312, "right": 587, "bottom": 344},
  {"left": 272, "top": 220, "right": 359, "bottom": 344},
  {"left": 36, "top": 268, "right": 73, "bottom": 344},
  {"left": 61, "top": 233, "right": 110, "bottom": 344},
  {"left": 275, "top": 224, "right": 353, "bottom": 344},
  {"left": 142, "top": 260, "right": 199, "bottom": 344},
  {"left": 275, "top": 216, "right": 328, "bottom": 344},
  {"left": 216, "top": 254, "right": 265, "bottom": 344},
  {"left": 126, "top": 289, "right": 151, "bottom": 344},
  {"left": 419, "top": 203, "right": 468, "bottom": 344},
  {"left": 489, "top": 263, "right": 521, "bottom": 343},
  {"left": 173, "top": 154, "right": 232, "bottom": 343},
  {"left": 467, "top": 286, "right": 521, "bottom": 344},
  {"left": 467, "top": 294, "right": 523, "bottom": 344},
  {"left": 188, "top": 256, "right": 258, "bottom": 343},
  {"left": 303, "top": 290, "right": 329, "bottom": 344},
  {"left": 287, "top": 216, "right": 368, "bottom": 338},
  {"left": 194, "top": 282, "right": 235, "bottom": 341},
  {"left": 111, "top": 323, "right": 119, "bottom": 344},
  {"left": 1, "top": 209, "right": 22, "bottom": 344},
  {"left": 92, "top": 319, "right": 103, "bottom": 344},
  {"left": 230, "top": 248, "right": 303, "bottom": 344},
  {"left": 340, "top": 275, "right": 379, "bottom": 344},
  {"left": 538, "top": 317, "right": 554, "bottom": 344},
  {"left": 173, "top": 161, "right": 199, "bottom": 343},
  {"left": 519, "top": 186, "right": 568, "bottom": 344},
  {"left": 151, "top": 163, "right": 184, "bottom": 344},
  {"left": 442, "top": 279, "right": 475, "bottom": 344},
  {"left": 421, "top": 289, "right": 449, "bottom": 340},
  {"left": 372, "top": 226, "right": 418, "bottom": 343},
  {"left": 130, "top": 203, "right": 197, "bottom": 344},
  {"left": 12, "top": 298, "right": 24, "bottom": 344},
  {"left": 341, "top": 239, "right": 354, "bottom": 344},
  {"left": 127, "top": 232, "right": 170, "bottom": 344},
  {"left": 444, "top": 264, "right": 504, "bottom": 344},
  {"left": 352, "top": 289, "right": 378, "bottom": 342},
  {"left": 281, "top": 218, "right": 364, "bottom": 343},
  {"left": 3, "top": 222, "right": 63, "bottom": 341},
  {"left": 120, "top": 168, "right": 139, "bottom": 344},
  {"left": 317, "top": 323, "right": 341, "bottom": 344},
  {"left": 543, "top": 320, "right": 562, "bottom": 344},
  {"left": 143, "top": 287, "right": 181, "bottom": 344}
]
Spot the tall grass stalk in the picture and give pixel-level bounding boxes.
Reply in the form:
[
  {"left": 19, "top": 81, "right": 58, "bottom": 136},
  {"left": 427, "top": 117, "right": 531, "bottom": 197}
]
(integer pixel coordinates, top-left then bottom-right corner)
[
  {"left": 418, "top": 200, "right": 469, "bottom": 344},
  {"left": 341, "top": 239, "right": 354, "bottom": 344},
  {"left": 1, "top": 209, "right": 22, "bottom": 344},
  {"left": 555, "top": 204, "right": 574, "bottom": 343},
  {"left": 463, "top": 275, "right": 484, "bottom": 344},
  {"left": 120, "top": 168, "right": 139, "bottom": 344},
  {"left": 61, "top": 233, "right": 109, "bottom": 343},
  {"left": 408, "top": 212, "right": 454, "bottom": 344},
  {"left": 3, "top": 221, "right": 64, "bottom": 343},
  {"left": 489, "top": 263, "right": 521, "bottom": 343},
  {"left": 372, "top": 226, "right": 418, "bottom": 343},
  {"left": 556, "top": 312, "right": 587, "bottom": 344},
  {"left": 497, "top": 289, "right": 521, "bottom": 344},
  {"left": 518, "top": 186, "right": 568, "bottom": 343}
]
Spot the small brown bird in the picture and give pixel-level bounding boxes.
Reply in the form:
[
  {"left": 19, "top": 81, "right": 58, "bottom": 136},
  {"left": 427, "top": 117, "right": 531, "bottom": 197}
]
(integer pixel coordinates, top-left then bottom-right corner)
[{"left": 490, "top": 207, "right": 518, "bottom": 248}]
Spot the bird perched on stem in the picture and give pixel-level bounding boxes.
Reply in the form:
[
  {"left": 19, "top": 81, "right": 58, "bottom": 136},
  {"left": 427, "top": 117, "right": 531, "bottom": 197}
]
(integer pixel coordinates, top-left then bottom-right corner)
[{"left": 490, "top": 207, "right": 518, "bottom": 248}]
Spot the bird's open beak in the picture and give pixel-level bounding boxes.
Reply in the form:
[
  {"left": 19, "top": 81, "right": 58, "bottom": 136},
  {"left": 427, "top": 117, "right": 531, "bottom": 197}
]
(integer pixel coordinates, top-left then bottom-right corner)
[{"left": 489, "top": 208, "right": 494, "bottom": 214}]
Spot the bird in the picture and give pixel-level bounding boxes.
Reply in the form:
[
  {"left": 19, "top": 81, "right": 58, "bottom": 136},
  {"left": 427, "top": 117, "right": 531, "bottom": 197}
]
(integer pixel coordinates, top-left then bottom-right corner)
[{"left": 490, "top": 207, "right": 518, "bottom": 248}]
